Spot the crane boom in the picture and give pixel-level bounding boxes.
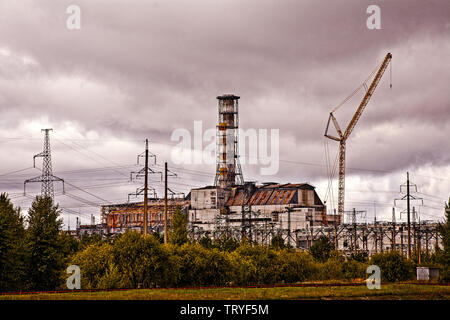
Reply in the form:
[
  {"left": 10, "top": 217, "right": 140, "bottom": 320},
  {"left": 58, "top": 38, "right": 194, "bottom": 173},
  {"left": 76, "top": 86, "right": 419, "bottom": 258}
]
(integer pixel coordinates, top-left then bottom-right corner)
[
  {"left": 324, "top": 53, "right": 392, "bottom": 224},
  {"left": 343, "top": 53, "right": 392, "bottom": 140}
]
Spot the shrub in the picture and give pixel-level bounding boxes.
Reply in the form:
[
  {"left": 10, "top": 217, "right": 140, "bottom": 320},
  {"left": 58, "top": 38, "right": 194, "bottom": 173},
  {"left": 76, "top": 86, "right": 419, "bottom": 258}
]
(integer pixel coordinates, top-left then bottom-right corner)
[
  {"left": 97, "top": 263, "right": 123, "bottom": 289},
  {"left": 277, "top": 250, "right": 315, "bottom": 283},
  {"left": 172, "top": 243, "right": 232, "bottom": 287},
  {"left": 342, "top": 260, "right": 368, "bottom": 280},
  {"left": 310, "top": 236, "right": 334, "bottom": 262},
  {"left": 213, "top": 236, "right": 240, "bottom": 252},
  {"left": 71, "top": 242, "right": 115, "bottom": 289},
  {"left": 198, "top": 236, "right": 214, "bottom": 249},
  {"left": 349, "top": 251, "right": 369, "bottom": 263},
  {"left": 112, "top": 231, "right": 170, "bottom": 288},
  {"left": 317, "top": 258, "right": 344, "bottom": 280},
  {"left": 233, "top": 244, "right": 280, "bottom": 285},
  {"left": 369, "top": 251, "right": 414, "bottom": 282},
  {"left": 270, "top": 234, "right": 288, "bottom": 249}
]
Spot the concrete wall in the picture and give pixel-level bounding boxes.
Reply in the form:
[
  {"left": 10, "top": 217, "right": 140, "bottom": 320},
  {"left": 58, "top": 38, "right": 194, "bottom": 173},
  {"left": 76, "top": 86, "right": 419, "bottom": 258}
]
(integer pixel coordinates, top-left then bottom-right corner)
[{"left": 191, "top": 187, "right": 231, "bottom": 210}]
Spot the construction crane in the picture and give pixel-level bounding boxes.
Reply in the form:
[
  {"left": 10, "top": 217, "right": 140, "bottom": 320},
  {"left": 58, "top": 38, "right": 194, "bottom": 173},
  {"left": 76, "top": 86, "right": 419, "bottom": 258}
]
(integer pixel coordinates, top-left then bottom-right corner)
[{"left": 324, "top": 52, "right": 392, "bottom": 224}]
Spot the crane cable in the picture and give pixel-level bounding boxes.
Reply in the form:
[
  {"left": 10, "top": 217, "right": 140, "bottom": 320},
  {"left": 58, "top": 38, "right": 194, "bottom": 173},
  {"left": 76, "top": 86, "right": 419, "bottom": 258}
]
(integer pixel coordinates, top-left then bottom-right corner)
[{"left": 331, "top": 60, "right": 383, "bottom": 114}]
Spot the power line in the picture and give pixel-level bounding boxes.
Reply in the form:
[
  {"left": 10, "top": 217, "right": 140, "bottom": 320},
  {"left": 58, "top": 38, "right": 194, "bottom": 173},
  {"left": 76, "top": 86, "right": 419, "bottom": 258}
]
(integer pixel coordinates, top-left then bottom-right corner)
[{"left": 0, "top": 167, "right": 34, "bottom": 177}]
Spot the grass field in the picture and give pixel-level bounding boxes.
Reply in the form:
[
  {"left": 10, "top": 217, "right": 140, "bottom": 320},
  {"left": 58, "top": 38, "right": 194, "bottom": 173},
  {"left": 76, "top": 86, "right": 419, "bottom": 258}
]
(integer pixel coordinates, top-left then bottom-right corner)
[{"left": 1, "top": 283, "right": 449, "bottom": 300}]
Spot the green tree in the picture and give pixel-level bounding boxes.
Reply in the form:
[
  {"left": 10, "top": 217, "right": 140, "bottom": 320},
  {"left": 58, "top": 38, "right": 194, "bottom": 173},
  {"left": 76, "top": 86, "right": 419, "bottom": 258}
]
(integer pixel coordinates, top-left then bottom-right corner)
[
  {"left": 309, "top": 236, "right": 334, "bottom": 262},
  {"left": 173, "top": 243, "right": 232, "bottom": 287},
  {"left": 213, "top": 236, "right": 240, "bottom": 252},
  {"left": 270, "top": 234, "right": 287, "bottom": 250},
  {"left": 369, "top": 251, "right": 414, "bottom": 282},
  {"left": 168, "top": 206, "right": 188, "bottom": 246},
  {"left": 0, "top": 193, "right": 27, "bottom": 292},
  {"left": 71, "top": 242, "right": 116, "bottom": 289},
  {"left": 79, "top": 233, "right": 103, "bottom": 250},
  {"left": 349, "top": 251, "right": 369, "bottom": 263},
  {"left": 199, "top": 236, "right": 213, "bottom": 249},
  {"left": 58, "top": 231, "right": 79, "bottom": 258},
  {"left": 438, "top": 198, "right": 450, "bottom": 282},
  {"left": 112, "top": 231, "right": 170, "bottom": 288},
  {"left": 151, "top": 231, "right": 164, "bottom": 244},
  {"left": 25, "top": 196, "right": 65, "bottom": 291}
]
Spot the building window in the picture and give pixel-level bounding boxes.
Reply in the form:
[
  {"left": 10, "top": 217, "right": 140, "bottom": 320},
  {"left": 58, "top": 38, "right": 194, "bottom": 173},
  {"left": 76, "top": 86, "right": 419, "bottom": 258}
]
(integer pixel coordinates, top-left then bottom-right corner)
[
  {"left": 272, "top": 212, "right": 279, "bottom": 222},
  {"left": 301, "top": 190, "right": 306, "bottom": 203}
]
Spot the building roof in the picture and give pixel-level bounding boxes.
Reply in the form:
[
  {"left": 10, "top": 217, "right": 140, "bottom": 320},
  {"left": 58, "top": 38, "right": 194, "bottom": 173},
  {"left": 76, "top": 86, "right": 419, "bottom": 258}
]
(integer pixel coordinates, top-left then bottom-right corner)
[
  {"left": 190, "top": 185, "right": 218, "bottom": 191},
  {"left": 103, "top": 199, "right": 188, "bottom": 215},
  {"left": 217, "top": 94, "right": 240, "bottom": 100},
  {"left": 226, "top": 183, "right": 316, "bottom": 206}
]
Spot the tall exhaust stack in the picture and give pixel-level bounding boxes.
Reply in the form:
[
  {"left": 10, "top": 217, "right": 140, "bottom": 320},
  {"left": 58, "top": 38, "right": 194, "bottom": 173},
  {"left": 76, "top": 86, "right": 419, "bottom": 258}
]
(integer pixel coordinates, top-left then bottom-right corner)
[{"left": 214, "top": 94, "right": 244, "bottom": 189}]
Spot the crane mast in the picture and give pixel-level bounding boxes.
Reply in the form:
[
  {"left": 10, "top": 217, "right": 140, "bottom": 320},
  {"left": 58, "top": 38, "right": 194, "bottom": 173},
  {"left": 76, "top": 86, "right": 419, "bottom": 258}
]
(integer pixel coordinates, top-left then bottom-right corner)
[{"left": 325, "top": 53, "right": 392, "bottom": 224}]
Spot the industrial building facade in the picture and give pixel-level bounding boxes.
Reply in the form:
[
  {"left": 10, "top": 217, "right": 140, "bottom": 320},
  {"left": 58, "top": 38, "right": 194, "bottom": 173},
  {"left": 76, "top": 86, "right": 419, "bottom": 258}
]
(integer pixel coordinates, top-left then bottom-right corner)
[
  {"left": 100, "top": 198, "right": 189, "bottom": 235},
  {"left": 188, "top": 182, "right": 339, "bottom": 244}
]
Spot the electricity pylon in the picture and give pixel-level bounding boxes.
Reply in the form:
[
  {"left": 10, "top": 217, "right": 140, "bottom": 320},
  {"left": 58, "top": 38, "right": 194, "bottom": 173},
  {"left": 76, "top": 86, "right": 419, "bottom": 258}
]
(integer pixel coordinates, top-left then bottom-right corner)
[{"left": 24, "top": 129, "right": 65, "bottom": 200}]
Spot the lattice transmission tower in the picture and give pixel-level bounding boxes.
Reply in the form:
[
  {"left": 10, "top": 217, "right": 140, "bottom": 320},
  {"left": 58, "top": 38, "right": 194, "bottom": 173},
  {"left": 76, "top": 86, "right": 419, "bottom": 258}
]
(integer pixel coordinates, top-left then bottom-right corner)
[{"left": 24, "top": 128, "right": 65, "bottom": 200}]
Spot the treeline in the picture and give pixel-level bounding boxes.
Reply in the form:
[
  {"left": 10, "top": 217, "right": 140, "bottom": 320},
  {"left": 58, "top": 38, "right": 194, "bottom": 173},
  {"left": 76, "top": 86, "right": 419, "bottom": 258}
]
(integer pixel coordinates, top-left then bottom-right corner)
[
  {"left": 71, "top": 232, "right": 422, "bottom": 289},
  {"left": 0, "top": 193, "right": 77, "bottom": 292},
  {"left": 1, "top": 193, "right": 449, "bottom": 292}
]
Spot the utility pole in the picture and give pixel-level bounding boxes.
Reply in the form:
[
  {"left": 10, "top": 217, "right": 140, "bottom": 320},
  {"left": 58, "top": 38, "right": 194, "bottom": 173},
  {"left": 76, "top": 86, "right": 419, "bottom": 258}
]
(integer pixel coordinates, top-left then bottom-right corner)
[
  {"left": 129, "top": 140, "right": 160, "bottom": 235},
  {"left": 379, "top": 224, "right": 383, "bottom": 252},
  {"left": 407, "top": 173, "right": 411, "bottom": 259},
  {"left": 353, "top": 208, "right": 357, "bottom": 255},
  {"left": 392, "top": 207, "right": 396, "bottom": 252},
  {"left": 435, "top": 229, "right": 439, "bottom": 250},
  {"left": 248, "top": 206, "right": 252, "bottom": 243},
  {"left": 143, "top": 139, "right": 149, "bottom": 236},
  {"left": 374, "top": 213, "right": 378, "bottom": 254},
  {"left": 418, "top": 216, "right": 421, "bottom": 264},
  {"left": 412, "top": 206, "right": 416, "bottom": 259},
  {"left": 164, "top": 162, "right": 168, "bottom": 244},
  {"left": 400, "top": 226, "right": 404, "bottom": 256},
  {"left": 24, "top": 128, "right": 65, "bottom": 200},
  {"left": 394, "top": 172, "right": 423, "bottom": 260},
  {"left": 286, "top": 207, "right": 292, "bottom": 247}
]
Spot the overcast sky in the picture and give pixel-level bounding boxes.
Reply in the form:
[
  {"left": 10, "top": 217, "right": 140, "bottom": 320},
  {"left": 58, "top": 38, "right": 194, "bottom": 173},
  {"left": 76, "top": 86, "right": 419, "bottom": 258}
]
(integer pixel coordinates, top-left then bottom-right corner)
[{"left": 0, "top": 0, "right": 449, "bottom": 228}]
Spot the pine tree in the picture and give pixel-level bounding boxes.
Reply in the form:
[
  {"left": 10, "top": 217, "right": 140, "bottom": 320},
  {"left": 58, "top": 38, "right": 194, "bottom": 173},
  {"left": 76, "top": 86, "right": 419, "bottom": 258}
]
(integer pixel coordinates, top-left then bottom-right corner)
[
  {"left": 25, "top": 196, "right": 65, "bottom": 291},
  {"left": 0, "top": 193, "right": 27, "bottom": 292},
  {"left": 168, "top": 206, "right": 188, "bottom": 246}
]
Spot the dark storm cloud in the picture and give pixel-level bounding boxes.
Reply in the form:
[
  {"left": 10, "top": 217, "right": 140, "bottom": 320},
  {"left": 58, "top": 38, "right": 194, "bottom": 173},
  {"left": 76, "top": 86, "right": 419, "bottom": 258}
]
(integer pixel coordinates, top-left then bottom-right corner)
[{"left": 0, "top": 0, "right": 449, "bottom": 223}]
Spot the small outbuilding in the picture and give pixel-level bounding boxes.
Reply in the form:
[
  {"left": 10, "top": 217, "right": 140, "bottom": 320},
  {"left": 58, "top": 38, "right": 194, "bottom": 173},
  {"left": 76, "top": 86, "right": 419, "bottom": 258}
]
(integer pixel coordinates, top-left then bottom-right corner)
[{"left": 416, "top": 267, "right": 440, "bottom": 281}]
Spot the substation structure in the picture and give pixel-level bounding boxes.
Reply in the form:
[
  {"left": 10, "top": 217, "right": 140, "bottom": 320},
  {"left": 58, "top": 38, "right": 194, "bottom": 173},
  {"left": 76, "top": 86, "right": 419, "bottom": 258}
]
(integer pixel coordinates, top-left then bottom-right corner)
[{"left": 187, "top": 182, "right": 441, "bottom": 256}]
